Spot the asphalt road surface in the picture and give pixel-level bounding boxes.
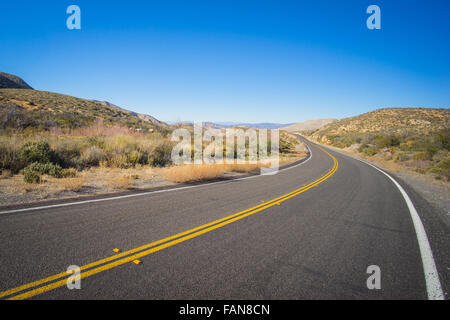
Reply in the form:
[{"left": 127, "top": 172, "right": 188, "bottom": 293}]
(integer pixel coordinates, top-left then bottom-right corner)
[{"left": 0, "top": 138, "right": 448, "bottom": 300}]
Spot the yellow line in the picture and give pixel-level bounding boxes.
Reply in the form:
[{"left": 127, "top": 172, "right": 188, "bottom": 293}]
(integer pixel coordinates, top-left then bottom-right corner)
[{"left": 2, "top": 147, "right": 338, "bottom": 300}]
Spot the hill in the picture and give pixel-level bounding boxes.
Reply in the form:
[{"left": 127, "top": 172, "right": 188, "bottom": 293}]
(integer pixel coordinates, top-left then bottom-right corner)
[
  {"left": 310, "top": 108, "right": 449, "bottom": 145},
  {"left": 94, "top": 100, "right": 167, "bottom": 127},
  {"left": 0, "top": 89, "right": 167, "bottom": 133},
  {"left": 305, "top": 108, "right": 449, "bottom": 181},
  {"left": 282, "top": 118, "right": 337, "bottom": 132},
  {"left": 0, "top": 72, "right": 33, "bottom": 89}
]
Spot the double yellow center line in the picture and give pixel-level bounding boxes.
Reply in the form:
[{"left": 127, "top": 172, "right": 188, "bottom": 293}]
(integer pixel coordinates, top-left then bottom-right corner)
[{"left": 0, "top": 147, "right": 338, "bottom": 300}]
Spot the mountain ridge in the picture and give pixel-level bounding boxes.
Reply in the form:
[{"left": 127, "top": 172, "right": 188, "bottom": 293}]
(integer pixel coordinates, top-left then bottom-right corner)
[{"left": 0, "top": 72, "right": 33, "bottom": 90}]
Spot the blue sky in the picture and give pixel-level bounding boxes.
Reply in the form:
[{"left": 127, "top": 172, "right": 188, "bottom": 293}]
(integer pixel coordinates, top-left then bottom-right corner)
[{"left": 1, "top": 0, "right": 449, "bottom": 123}]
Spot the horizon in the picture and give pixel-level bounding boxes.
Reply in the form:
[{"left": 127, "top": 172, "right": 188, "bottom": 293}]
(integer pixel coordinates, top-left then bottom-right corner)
[{"left": 1, "top": 1, "right": 449, "bottom": 123}]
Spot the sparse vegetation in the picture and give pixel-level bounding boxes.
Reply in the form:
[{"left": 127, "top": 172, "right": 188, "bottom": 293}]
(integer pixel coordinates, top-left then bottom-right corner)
[
  {"left": 306, "top": 108, "right": 450, "bottom": 181},
  {"left": 0, "top": 88, "right": 167, "bottom": 132},
  {"left": 0, "top": 87, "right": 305, "bottom": 199}
]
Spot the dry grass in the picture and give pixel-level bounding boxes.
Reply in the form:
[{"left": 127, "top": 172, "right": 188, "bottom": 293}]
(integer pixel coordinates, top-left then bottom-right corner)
[
  {"left": 59, "top": 177, "right": 85, "bottom": 192},
  {"left": 0, "top": 170, "right": 12, "bottom": 179},
  {"left": 0, "top": 166, "right": 169, "bottom": 206},
  {"left": 164, "top": 164, "right": 225, "bottom": 183},
  {"left": 106, "top": 175, "right": 135, "bottom": 190},
  {"left": 163, "top": 161, "right": 286, "bottom": 183}
]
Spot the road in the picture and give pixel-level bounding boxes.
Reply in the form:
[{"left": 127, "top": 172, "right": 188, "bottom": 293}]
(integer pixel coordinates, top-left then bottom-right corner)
[{"left": 0, "top": 138, "right": 447, "bottom": 300}]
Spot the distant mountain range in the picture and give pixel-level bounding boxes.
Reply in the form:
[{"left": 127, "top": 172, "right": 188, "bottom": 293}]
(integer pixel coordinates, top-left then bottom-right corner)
[{"left": 168, "top": 121, "right": 294, "bottom": 130}]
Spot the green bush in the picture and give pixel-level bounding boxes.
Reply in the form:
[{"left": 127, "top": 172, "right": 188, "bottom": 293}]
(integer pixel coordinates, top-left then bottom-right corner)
[
  {"left": 434, "top": 130, "right": 450, "bottom": 151},
  {"left": 20, "top": 141, "right": 57, "bottom": 165},
  {"left": 25, "top": 162, "right": 63, "bottom": 178},
  {"left": 413, "top": 152, "right": 427, "bottom": 160},
  {"left": 375, "top": 135, "right": 399, "bottom": 149},
  {"left": 426, "top": 145, "right": 439, "bottom": 160},
  {"left": 428, "top": 167, "right": 444, "bottom": 174},
  {"left": 80, "top": 146, "right": 105, "bottom": 167},
  {"left": 23, "top": 167, "right": 41, "bottom": 184},
  {"left": 54, "top": 142, "right": 82, "bottom": 168},
  {"left": 61, "top": 168, "right": 77, "bottom": 178},
  {"left": 362, "top": 147, "right": 377, "bottom": 156},
  {"left": 437, "top": 156, "right": 450, "bottom": 172},
  {"left": 149, "top": 142, "right": 173, "bottom": 167}
]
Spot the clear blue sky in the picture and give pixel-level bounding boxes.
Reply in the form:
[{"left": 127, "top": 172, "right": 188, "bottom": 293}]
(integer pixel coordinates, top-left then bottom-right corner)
[{"left": 1, "top": 0, "right": 449, "bottom": 123}]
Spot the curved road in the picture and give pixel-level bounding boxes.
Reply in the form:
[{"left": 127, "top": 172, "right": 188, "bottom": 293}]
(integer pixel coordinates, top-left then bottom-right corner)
[{"left": 0, "top": 139, "right": 447, "bottom": 300}]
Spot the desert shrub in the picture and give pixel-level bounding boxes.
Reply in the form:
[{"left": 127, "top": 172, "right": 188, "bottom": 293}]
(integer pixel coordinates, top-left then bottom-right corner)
[
  {"left": 436, "top": 156, "right": 450, "bottom": 172},
  {"left": 280, "top": 138, "right": 294, "bottom": 153},
  {"left": 20, "top": 141, "right": 57, "bottom": 165},
  {"left": 393, "top": 152, "right": 410, "bottom": 162},
  {"left": 87, "top": 136, "right": 106, "bottom": 149},
  {"left": 53, "top": 141, "right": 83, "bottom": 168},
  {"left": 428, "top": 167, "right": 444, "bottom": 174},
  {"left": 61, "top": 168, "right": 77, "bottom": 178},
  {"left": 80, "top": 146, "right": 106, "bottom": 167},
  {"left": 127, "top": 150, "right": 148, "bottom": 166},
  {"left": 0, "top": 144, "right": 24, "bottom": 173},
  {"left": 149, "top": 141, "right": 173, "bottom": 167},
  {"left": 375, "top": 135, "right": 399, "bottom": 149},
  {"left": 432, "top": 150, "right": 449, "bottom": 162},
  {"left": 434, "top": 130, "right": 450, "bottom": 151},
  {"left": 413, "top": 152, "right": 427, "bottom": 160},
  {"left": 358, "top": 144, "right": 368, "bottom": 153},
  {"left": 425, "top": 145, "right": 439, "bottom": 160},
  {"left": 23, "top": 167, "right": 41, "bottom": 184},
  {"left": 25, "top": 162, "right": 64, "bottom": 178},
  {"left": 362, "top": 147, "right": 377, "bottom": 156}
]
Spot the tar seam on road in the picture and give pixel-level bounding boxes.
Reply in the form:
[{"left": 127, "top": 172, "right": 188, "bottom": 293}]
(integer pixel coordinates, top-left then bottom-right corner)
[{"left": 0, "top": 146, "right": 336, "bottom": 300}]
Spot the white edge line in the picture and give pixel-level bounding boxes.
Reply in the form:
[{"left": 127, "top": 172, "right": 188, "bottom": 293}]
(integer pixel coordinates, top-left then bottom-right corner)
[
  {"left": 313, "top": 141, "right": 444, "bottom": 300},
  {"left": 0, "top": 143, "right": 313, "bottom": 216}
]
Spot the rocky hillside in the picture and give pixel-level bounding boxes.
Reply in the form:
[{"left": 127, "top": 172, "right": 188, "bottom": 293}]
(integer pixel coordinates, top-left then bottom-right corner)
[
  {"left": 0, "top": 72, "right": 33, "bottom": 89},
  {"left": 282, "top": 118, "right": 336, "bottom": 132},
  {"left": 0, "top": 89, "right": 167, "bottom": 133}
]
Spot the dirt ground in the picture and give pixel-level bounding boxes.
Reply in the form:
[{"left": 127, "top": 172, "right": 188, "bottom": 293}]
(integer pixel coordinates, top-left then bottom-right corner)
[{"left": 0, "top": 154, "right": 306, "bottom": 207}]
